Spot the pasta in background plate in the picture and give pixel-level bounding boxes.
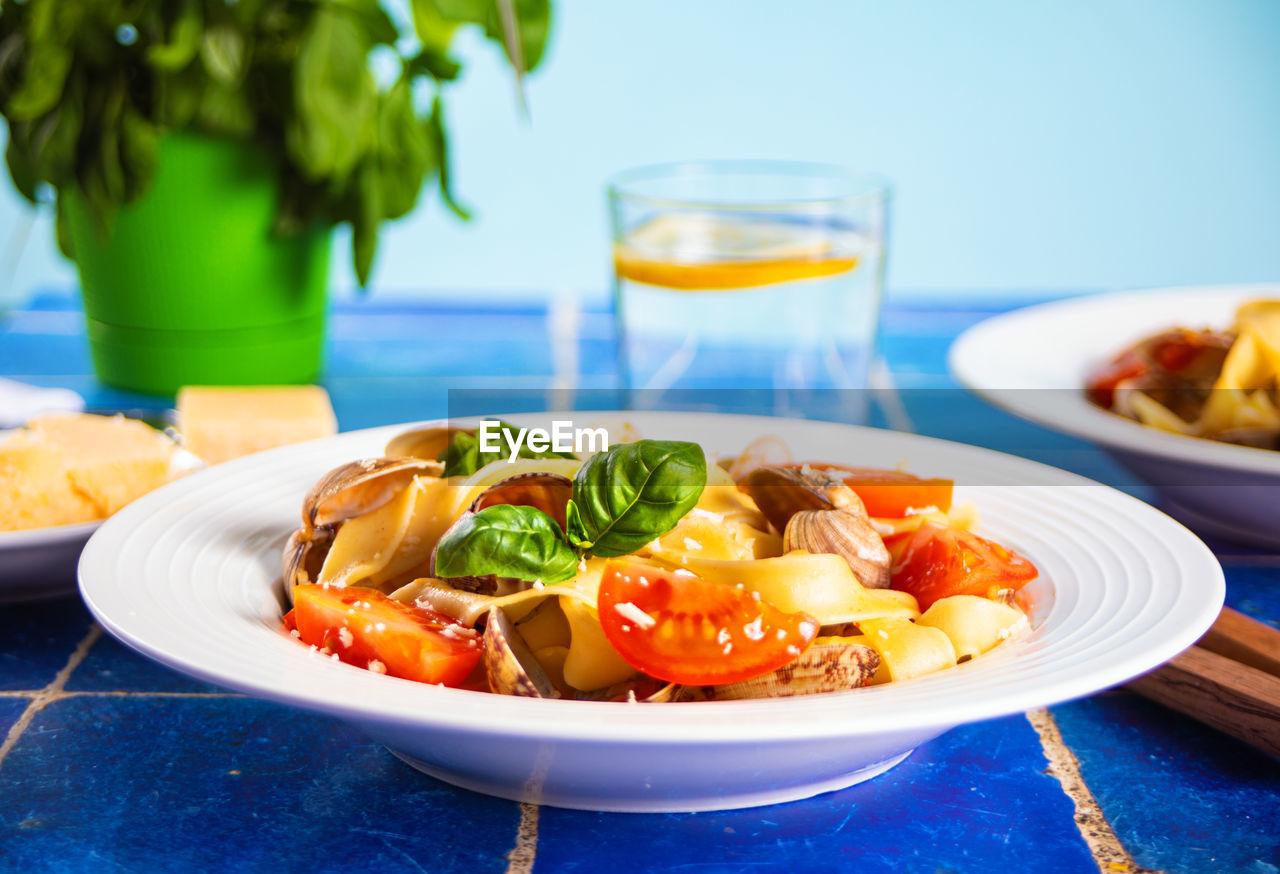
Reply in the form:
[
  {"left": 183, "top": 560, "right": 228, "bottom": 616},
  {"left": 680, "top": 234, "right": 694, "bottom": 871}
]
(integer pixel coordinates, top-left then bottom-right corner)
[{"left": 1087, "top": 299, "right": 1280, "bottom": 449}]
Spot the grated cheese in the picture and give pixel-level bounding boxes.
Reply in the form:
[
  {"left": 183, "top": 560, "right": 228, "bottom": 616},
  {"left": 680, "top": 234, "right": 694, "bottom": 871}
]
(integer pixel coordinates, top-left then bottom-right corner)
[{"left": 613, "top": 601, "right": 657, "bottom": 630}]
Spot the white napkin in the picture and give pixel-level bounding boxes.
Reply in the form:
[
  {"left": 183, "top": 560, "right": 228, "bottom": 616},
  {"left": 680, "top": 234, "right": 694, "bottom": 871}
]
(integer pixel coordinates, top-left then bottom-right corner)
[{"left": 0, "top": 377, "right": 85, "bottom": 429}]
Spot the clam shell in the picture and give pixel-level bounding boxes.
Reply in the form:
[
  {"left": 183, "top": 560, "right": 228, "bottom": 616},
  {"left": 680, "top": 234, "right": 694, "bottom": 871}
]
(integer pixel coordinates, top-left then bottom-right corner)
[
  {"left": 784, "top": 507, "right": 892, "bottom": 589},
  {"left": 679, "top": 642, "right": 880, "bottom": 700},
  {"left": 573, "top": 677, "right": 680, "bottom": 703},
  {"left": 302, "top": 457, "right": 442, "bottom": 529},
  {"left": 483, "top": 606, "right": 560, "bottom": 698},
  {"left": 281, "top": 526, "right": 333, "bottom": 592},
  {"left": 469, "top": 472, "right": 572, "bottom": 531},
  {"left": 736, "top": 466, "right": 855, "bottom": 535}
]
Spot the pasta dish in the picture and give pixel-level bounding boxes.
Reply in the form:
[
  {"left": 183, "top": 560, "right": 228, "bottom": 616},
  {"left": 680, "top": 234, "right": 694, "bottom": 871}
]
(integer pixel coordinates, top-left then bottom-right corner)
[
  {"left": 280, "top": 423, "right": 1038, "bottom": 701},
  {"left": 1086, "top": 300, "right": 1280, "bottom": 450}
]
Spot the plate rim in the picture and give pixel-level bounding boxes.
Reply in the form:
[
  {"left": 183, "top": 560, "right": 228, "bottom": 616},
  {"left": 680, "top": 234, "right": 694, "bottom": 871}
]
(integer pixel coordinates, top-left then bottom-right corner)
[
  {"left": 78, "top": 411, "right": 1226, "bottom": 745},
  {"left": 0, "top": 518, "right": 102, "bottom": 548},
  {"left": 948, "top": 283, "right": 1280, "bottom": 477}
]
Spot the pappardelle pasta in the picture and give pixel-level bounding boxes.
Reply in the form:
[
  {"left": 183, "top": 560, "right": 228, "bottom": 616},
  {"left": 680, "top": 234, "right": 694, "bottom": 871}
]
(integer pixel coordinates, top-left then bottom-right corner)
[
  {"left": 281, "top": 425, "right": 1037, "bottom": 701},
  {"left": 1086, "top": 299, "right": 1280, "bottom": 450}
]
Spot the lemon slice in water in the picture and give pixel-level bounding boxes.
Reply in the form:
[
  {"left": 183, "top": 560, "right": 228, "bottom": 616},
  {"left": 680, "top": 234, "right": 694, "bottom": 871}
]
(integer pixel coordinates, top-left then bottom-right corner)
[{"left": 614, "top": 213, "right": 862, "bottom": 291}]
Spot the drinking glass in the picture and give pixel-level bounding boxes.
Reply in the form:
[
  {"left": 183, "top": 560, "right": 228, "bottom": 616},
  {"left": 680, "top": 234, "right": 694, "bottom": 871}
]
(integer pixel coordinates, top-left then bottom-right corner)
[{"left": 608, "top": 161, "right": 890, "bottom": 406}]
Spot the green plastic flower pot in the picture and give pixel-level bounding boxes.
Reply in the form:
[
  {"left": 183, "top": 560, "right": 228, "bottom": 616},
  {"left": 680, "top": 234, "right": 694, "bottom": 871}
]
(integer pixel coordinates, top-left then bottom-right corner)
[{"left": 65, "top": 132, "right": 332, "bottom": 396}]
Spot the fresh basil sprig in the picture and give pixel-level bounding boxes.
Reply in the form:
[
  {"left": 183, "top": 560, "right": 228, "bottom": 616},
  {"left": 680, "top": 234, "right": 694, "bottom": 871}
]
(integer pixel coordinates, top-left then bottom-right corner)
[
  {"left": 433, "top": 503, "right": 579, "bottom": 585},
  {"left": 439, "top": 421, "right": 577, "bottom": 477},
  {"left": 569, "top": 440, "right": 706, "bottom": 557},
  {"left": 0, "top": 0, "right": 552, "bottom": 286},
  {"left": 433, "top": 439, "right": 707, "bottom": 583}
]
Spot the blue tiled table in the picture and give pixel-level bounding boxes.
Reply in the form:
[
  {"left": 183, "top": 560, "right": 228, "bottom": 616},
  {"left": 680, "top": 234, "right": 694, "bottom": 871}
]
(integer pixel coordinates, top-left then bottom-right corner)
[{"left": 2, "top": 292, "right": 1278, "bottom": 874}]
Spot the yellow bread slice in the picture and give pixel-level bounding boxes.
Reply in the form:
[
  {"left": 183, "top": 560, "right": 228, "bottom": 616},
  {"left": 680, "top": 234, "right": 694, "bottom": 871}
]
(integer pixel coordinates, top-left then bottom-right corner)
[
  {"left": 25, "top": 414, "right": 177, "bottom": 517},
  {"left": 0, "top": 435, "right": 100, "bottom": 530},
  {"left": 176, "top": 385, "right": 337, "bottom": 465}
]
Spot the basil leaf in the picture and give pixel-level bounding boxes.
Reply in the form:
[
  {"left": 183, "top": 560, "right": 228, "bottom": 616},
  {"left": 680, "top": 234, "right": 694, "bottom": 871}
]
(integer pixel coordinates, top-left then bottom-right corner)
[
  {"left": 426, "top": 95, "right": 470, "bottom": 220},
  {"left": 564, "top": 498, "right": 591, "bottom": 549},
  {"left": 440, "top": 421, "right": 576, "bottom": 477},
  {"left": 351, "top": 158, "right": 381, "bottom": 286},
  {"left": 147, "top": 0, "right": 203, "bottom": 71},
  {"left": 290, "top": 6, "right": 375, "bottom": 180},
  {"left": 572, "top": 440, "right": 706, "bottom": 558},
  {"left": 200, "top": 24, "right": 249, "bottom": 85},
  {"left": 440, "top": 430, "right": 479, "bottom": 477},
  {"left": 484, "top": 0, "right": 551, "bottom": 72},
  {"left": 434, "top": 504, "right": 578, "bottom": 584}
]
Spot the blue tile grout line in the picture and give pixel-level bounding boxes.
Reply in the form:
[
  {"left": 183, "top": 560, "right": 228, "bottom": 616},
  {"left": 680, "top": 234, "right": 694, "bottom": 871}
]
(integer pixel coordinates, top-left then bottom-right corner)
[{"left": 0, "top": 626, "right": 101, "bottom": 771}]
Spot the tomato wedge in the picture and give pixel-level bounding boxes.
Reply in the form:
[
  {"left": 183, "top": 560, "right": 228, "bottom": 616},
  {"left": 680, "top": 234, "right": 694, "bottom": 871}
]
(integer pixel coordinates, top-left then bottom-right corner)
[
  {"left": 786, "top": 462, "right": 953, "bottom": 517},
  {"left": 597, "top": 560, "right": 818, "bottom": 685},
  {"left": 287, "top": 584, "right": 482, "bottom": 686},
  {"left": 890, "top": 523, "right": 1038, "bottom": 611},
  {"left": 1085, "top": 348, "right": 1148, "bottom": 409}
]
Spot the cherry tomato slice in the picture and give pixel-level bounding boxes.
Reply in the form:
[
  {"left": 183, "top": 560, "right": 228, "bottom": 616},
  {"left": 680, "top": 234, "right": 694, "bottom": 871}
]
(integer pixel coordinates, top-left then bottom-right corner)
[
  {"left": 890, "top": 523, "right": 1038, "bottom": 611},
  {"left": 786, "top": 462, "right": 953, "bottom": 517},
  {"left": 1085, "top": 349, "right": 1149, "bottom": 408},
  {"left": 289, "top": 584, "right": 482, "bottom": 686},
  {"left": 597, "top": 560, "right": 818, "bottom": 685}
]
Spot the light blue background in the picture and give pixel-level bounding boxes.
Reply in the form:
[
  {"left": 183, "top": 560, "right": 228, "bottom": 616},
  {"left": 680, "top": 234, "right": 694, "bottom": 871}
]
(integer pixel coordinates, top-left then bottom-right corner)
[{"left": 1, "top": 0, "right": 1278, "bottom": 307}]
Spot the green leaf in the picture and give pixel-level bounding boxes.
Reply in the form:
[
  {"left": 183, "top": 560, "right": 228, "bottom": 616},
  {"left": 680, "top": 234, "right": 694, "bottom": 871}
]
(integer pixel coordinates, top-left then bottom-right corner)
[
  {"left": 4, "top": 125, "right": 38, "bottom": 202},
  {"left": 200, "top": 24, "right": 248, "bottom": 85},
  {"left": 434, "top": 504, "right": 579, "bottom": 584},
  {"left": 96, "top": 88, "right": 127, "bottom": 205},
  {"left": 571, "top": 440, "right": 706, "bottom": 558},
  {"left": 374, "top": 75, "right": 431, "bottom": 220},
  {"left": 119, "top": 107, "right": 158, "bottom": 198},
  {"left": 331, "top": 0, "right": 401, "bottom": 45},
  {"left": 6, "top": 36, "right": 71, "bottom": 121},
  {"left": 289, "top": 6, "right": 376, "bottom": 181},
  {"left": 37, "top": 101, "right": 83, "bottom": 186},
  {"left": 485, "top": 0, "right": 551, "bottom": 72},
  {"left": 409, "top": 0, "right": 485, "bottom": 55},
  {"left": 440, "top": 431, "right": 480, "bottom": 477},
  {"left": 407, "top": 46, "right": 462, "bottom": 82},
  {"left": 426, "top": 94, "right": 470, "bottom": 220},
  {"left": 195, "top": 81, "right": 255, "bottom": 137},
  {"left": 564, "top": 499, "right": 592, "bottom": 549},
  {"left": 351, "top": 158, "right": 382, "bottom": 286},
  {"left": 54, "top": 197, "right": 73, "bottom": 259},
  {"left": 154, "top": 66, "right": 202, "bottom": 128},
  {"left": 146, "top": 0, "right": 203, "bottom": 71}
]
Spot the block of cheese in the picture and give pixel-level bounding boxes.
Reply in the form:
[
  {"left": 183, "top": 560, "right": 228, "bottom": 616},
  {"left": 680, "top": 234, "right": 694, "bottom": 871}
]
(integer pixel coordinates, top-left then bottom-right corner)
[
  {"left": 25, "top": 414, "right": 178, "bottom": 517},
  {"left": 0, "top": 435, "right": 99, "bottom": 530},
  {"left": 0, "top": 414, "right": 176, "bottom": 531},
  {"left": 176, "top": 385, "right": 337, "bottom": 465}
]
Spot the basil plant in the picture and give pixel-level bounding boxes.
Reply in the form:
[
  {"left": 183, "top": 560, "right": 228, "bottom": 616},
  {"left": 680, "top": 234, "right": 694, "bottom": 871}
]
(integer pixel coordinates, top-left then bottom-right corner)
[{"left": 0, "top": 0, "right": 551, "bottom": 284}]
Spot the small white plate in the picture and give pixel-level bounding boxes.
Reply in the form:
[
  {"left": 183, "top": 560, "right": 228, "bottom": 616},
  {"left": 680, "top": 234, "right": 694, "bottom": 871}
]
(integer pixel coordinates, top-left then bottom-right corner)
[
  {"left": 950, "top": 284, "right": 1280, "bottom": 549},
  {"left": 0, "top": 520, "right": 101, "bottom": 603},
  {"left": 1, "top": 445, "right": 204, "bottom": 603},
  {"left": 78, "top": 412, "right": 1223, "bottom": 812}
]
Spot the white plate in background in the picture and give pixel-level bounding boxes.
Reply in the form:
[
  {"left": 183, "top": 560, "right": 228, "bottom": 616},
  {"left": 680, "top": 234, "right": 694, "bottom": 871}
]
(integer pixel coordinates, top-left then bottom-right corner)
[
  {"left": 950, "top": 284, "right": 1280, "bottom": 548},
  {"left": 78, "top": 412, "right": 1223, "bottom": 812},
  {"left": 1, "top": 443, "right": 203, "bottom": 603}
]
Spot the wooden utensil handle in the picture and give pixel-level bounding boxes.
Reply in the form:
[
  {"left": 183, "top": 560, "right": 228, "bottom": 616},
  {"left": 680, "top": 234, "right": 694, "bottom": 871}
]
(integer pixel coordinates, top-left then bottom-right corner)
[
  {"left": 1127, "top": 645, "right": 1280, "bottom": 758},
  {"left": 1196, "top": 606, "right": 1280, "bottom": 677}
]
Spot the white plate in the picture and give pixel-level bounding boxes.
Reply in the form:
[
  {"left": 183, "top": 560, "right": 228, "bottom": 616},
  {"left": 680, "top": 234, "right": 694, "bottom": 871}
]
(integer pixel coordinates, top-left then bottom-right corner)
[
  {"left": 0, "top": 520, "right": 101, "bottom": 603},
  {"left": 1, "top": 445, "right": 204, "bottom": 603},
  {"left": 950, "top": 284, "right": 1280, "bottom": 549},
  {"left": 78, "top": 412, "right": 1223, "bottom": 812}
]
